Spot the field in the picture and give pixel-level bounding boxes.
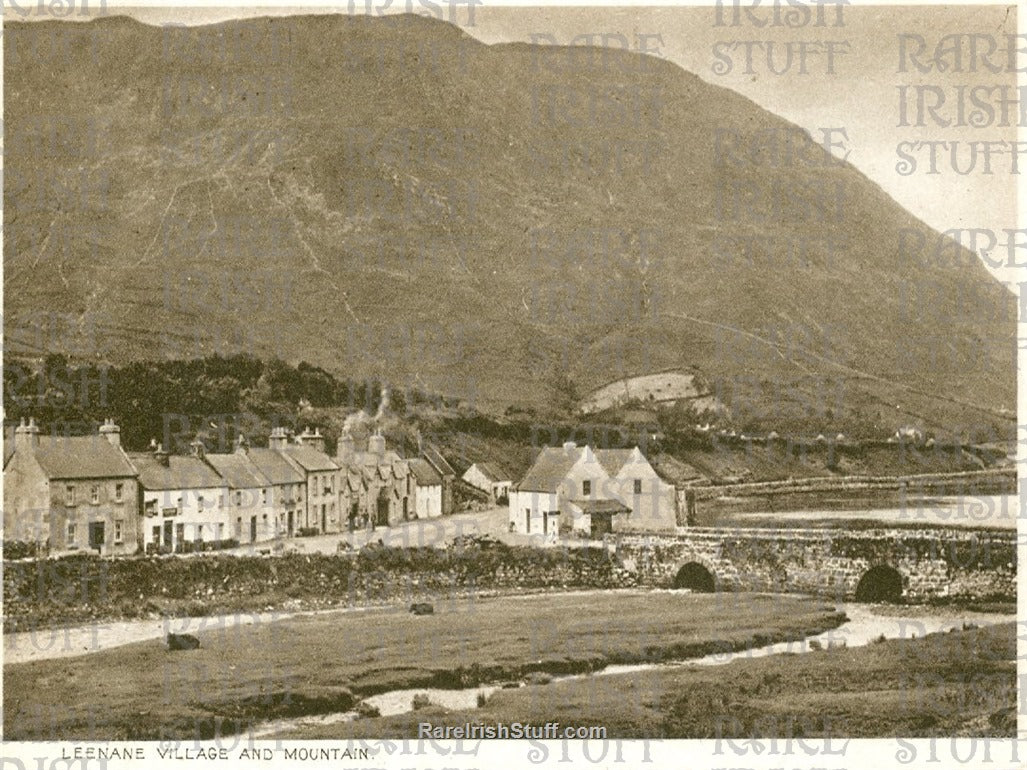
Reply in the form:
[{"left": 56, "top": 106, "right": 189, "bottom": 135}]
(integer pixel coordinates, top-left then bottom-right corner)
[
  {"left": 297, "top": 622, "right": 1016, "bottom": 739},
  {"left": 3, "top": 591, "right": 843, "bottom": 741}
]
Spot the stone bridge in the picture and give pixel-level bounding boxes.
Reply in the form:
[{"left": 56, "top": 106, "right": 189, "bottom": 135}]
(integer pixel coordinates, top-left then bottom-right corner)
[{"left": 612, "top": 526, "right": 1017, "bottom": 602}]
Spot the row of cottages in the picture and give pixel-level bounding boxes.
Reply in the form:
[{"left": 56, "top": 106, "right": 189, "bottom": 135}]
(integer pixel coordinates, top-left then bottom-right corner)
[
  {"left": 462, "top": 462, "right": 512, "bottom": 503},
  {"left": 508, "top": 441, "right": 677, "bottom": 540},
  {"left": 4, "top": 418, "right": 457, "bottom": 555}
]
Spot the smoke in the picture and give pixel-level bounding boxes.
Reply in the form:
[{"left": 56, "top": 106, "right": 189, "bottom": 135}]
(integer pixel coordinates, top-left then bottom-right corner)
[{"left": 342, "top": 387, "right": 390, "bottom": 434}]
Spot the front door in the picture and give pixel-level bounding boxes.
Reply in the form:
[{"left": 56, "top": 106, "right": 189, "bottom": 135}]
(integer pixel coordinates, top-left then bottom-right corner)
[
  {"left": 250, "top": 516, "right": 257, "bottom": 542},
  {"left": 88, "top": 521, "right": 105, "bottom": 552},
  {"left": 287, "top": 511, "right": 294, "bottom": 536},
  {"left": 376, "top": 490, "right": 389, "bottom": 527},
  {"left": 163, "top": 520, "right": 173, "bottom": 549}
]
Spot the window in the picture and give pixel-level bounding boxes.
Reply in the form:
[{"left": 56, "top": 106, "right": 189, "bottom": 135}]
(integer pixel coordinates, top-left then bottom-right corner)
[
  {"left": 176, "top": 496, "right": 183, "bottom": 511},
  {"left": 219, "top": 494, "right": 225, "bottom": 508},
  {"left": 197, "top": 495, "right": 205, "bottom": 512},
  {"left": 66, "top": 485, "right": 75, "bottom": 505},
  {"left": 90, "top": 485, "right": 100, "bottom": 504},
  {"left": 197, "top": 525, "right": 204, "bottom": 540},
  {"left": 145, "top": 499, "right": 157, "bottom": 516},
  {"left": 261, "top": 489, "right": 268, "bottom": 506},
  {"left": 634, "top": 479, "right": 642, "bottom": 495},
  {"left": 114, "top": 519, "right": 123, "bottom": 544},
  {"left": 582, "top": 480, "right": 591, "bottom": 496},
  {"left": 217, "top": 523, "right": 224, "bottom": 541},
  {"left": 115, "top": 483, "right": 123, "bottom": 502},
  {"left": 67, "top": 522, "right": 76, "bottom": 544},
  {"left": 235, "top": 491, "right": 242, "bottom": 506}
]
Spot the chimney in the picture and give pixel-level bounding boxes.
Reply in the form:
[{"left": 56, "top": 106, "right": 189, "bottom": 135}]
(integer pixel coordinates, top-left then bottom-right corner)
[
  {"left": 235, "top": 434, "right": 249, "bottom": 454},
  {"left": 14, "top": 417, "right": 40, "bottom": 452},
  {"left": 153, "top": 442, "right": 170, "bottom": 468},
  {"left": 190, "top": 438, "right": 206, "bottom": 459},
  {"left": 297, "top": 426, "right": 326, "bottom": 454},
  {"left": 99, "top": 418, "right": 121, "bottom": 447},
  {"left": 268, "top": 426, "right": 288, "bottom": 452},
  {"left": 368, "top": 431, "right": 386, "bottom": 457},
  {"left": 563, "top": 441, "right": 577, "bottom": 452},
  {"left": 337, "top": 431, "right": 355, "bottom": 465}
]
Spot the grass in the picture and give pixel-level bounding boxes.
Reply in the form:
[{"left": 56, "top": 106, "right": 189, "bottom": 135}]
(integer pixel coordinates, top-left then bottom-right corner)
[
  {"left": 3, "top": 590, "right": 843, "bottom": 740},
  {"left": 298, "top": 622, "right": 1015, "bottom": 739}
]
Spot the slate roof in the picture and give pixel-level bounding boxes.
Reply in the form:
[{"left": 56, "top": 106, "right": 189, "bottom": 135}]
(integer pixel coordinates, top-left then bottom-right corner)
[
  {"left": 514, "top": 446, "right": 582, "bottom": 493},
  {"left": 409, "top": 458, "right": 443, "bottom": 486},
  {"left": 247, "top": 448, "right": 306, "bottom": 485},
  {"left": 205, "top": 452, "right": 269, "bottom": 490},
  {"left": 281, "top": 445, "right": 339, "bottom": 473},
  {"left": 594, "top": 449, "right": 636, "bottom": 477},
  {"left": 421, "top": 444, "right": 455, "bottom": 477},
  {"left": 129, "top": 453, "right": 224, "bottom": 490},
  {"left": 28, "top": 436, "right": 137, "bottom": 480},
  {"left": 470, "top": 462, "right": 510, "bottom": 482}
]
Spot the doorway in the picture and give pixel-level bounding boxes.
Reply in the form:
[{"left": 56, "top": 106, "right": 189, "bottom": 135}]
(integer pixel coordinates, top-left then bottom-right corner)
[{"left": 88, "top": 521, "right": 105, "bottom": 552}]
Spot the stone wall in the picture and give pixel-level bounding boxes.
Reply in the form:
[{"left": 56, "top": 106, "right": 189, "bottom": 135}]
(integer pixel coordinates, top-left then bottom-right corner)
[{"left": 614, "top": 527, "right": 1016, "bottom": 602}]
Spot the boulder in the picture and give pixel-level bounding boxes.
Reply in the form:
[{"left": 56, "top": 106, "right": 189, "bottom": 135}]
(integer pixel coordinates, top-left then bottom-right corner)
[
  {"left": 166, "top": 632, "right": 201, "bottom": 651},
  {"left": 409, "top": 602, "right": 434, "bottom": 616}
]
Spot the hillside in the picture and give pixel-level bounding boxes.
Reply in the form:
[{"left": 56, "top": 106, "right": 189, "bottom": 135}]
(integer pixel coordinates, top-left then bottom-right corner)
[{"left": 4, "top": 14, "right": 1016, "bottom": 440}]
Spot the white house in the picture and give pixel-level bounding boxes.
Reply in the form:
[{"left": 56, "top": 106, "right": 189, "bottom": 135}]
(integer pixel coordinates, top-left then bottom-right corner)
[
  {"left": 508, "top": 442, "right": 676, "bottom": 540},
  {"left": 129, "top": 442, "right": 230, "bottom": 553},
  {"left": 409, "top": 458, "right": 443, "bottom": 519},
  {"left": 462, "top": 462, "right": 512, "bottom": 502}
]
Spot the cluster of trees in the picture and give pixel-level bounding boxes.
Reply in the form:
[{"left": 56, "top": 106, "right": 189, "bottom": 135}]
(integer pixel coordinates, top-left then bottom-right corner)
[{"left": 3, "top": 354, "right": 449, "bottom": 452}]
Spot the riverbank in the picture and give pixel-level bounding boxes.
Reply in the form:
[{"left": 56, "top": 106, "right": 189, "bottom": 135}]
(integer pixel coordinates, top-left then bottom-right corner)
[
  {"left": 295, "top": 620, "right": 1016, "bottom": 739},
  {"left": 3, "top": 591, "right": 844, "bottom": 741}
]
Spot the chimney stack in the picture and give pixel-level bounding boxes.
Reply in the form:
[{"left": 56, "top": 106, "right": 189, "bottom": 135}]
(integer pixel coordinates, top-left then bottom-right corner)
[
  {"left": 190, "top": 438, "right": 206, "bottom": 459},
  {"left": 563, "top": 441, "right": 577, "bottom": 452},
  {"left": 268, "top": 426, "right": 289, "bottom": 452},
  {"left": 297, "top": 426, "right": 326, "bottom": 454},
  {"left": 14, "top": 417, "right": 40, "bottom": 452},
  {"left": 337, "top": 431, "right": 355, "bottom": 464},
  {"left": 153, "top": 442, "right": 170, "bottom": 468},
  {"left": 235, "top": 434, "right": 249, "bottom": 454},
  {"left": 368, "top": 431, "right": 386, "bottom": 457},
  {"left": 99, "top": 418, "right": 121, "bottom": 447}
]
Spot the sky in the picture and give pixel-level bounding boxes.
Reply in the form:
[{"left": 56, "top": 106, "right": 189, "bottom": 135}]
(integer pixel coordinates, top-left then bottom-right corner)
[{"left": 4, "top": 2, "right": 1022, "bottom": 290}]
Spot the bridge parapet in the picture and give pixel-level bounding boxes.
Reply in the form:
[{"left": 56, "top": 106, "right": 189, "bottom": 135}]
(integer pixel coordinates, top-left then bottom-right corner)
[{"left": 612, "top": 526, "right": 1016, "bottom": 603}]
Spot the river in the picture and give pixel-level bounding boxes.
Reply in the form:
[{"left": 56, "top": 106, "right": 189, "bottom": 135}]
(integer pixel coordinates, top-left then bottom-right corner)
[{"left": 248, "top": 601, "right": 1013, "bottom": 738}]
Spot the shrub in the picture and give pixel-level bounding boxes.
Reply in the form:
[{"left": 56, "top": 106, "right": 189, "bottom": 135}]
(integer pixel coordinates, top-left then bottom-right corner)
[{"left": 411, "top": 693, "right": 433, "bottom": 710}]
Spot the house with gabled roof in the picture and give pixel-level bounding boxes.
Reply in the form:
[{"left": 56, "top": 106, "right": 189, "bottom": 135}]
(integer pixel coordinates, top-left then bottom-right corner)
[
  {"left": 409, "top": 458, "right": 443, "bottom": 519},
  {"left": 509, "top": 441, "right": 676, "bottom": 540},
  {"left": 420, "top": 442, "right": 455, "bottom": 515},
  {"left": 462, "top": 462, "right": 512, "bottom": 503},
  {"left": 4, "top": 418, "right": 141, "bottom": 555},
  {"left": 246, "top": 430, "right": 307, "bottom": 538},
  {"left": 279, "top": 427, "right": 340, "bottom": 534},
  {"left": 335, "top": 431, "right": 414, "bottom": 529},
  {"left": 129, "top": 440, "right": 230, "bottom": 553},
  {"left": 204, "top": 436, "right": 276, "bottom": 544}
]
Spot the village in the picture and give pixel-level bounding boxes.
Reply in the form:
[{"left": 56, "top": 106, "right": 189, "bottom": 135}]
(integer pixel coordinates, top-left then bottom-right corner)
[{"left": 2, "top": 416, "right": 681, "bottom": 558}]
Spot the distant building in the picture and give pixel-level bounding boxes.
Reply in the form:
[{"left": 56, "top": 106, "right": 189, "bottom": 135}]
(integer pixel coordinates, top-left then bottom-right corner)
[
  {"left": 336, "top": 431, "right": 413, "bottom": 529},
  {"left": 205, "top": 437, "right": 276, "bottom": 544},
  {"left": 4, "top": 418, "right": 141, "bottom": 555},
  {"left": 462, "top": 462, "right": 512, "bottom": 503},
  {"left": 409, "top": 458, "right": 443, "bottom": 519},
  {"left": 280, "top": 426, "right": 340, "bottom": 534},
  {"left": 509, "top": 442, "right": 676, "bottom": 539},
  {"left": 420, "top": 442, "right": 456, "bottom": 515},
  {"left": 246, "top": 429, "right": 307, "bottom": 537},
  {"left": 129, "top": 440, "right": 229, "bottom": 553}
]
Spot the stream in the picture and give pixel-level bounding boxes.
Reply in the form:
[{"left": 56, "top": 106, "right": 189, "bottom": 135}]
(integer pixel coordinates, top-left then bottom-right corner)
[{"left": 248, "top": 601, "right": 1013, "bottom": 738}]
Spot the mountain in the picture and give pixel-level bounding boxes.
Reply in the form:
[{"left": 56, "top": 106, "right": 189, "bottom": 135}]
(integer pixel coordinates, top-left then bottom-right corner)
[{"left": 4, "top": 14, "right": 1016, "bottom": 439}]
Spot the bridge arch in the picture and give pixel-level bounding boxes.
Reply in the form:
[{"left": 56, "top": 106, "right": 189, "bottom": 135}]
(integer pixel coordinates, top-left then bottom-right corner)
[
  {"left": 673, "top": 561, "right": 716, "bottom": 592},
  {"left": 854, "top": 564, "right": 904, "bottom": 603}
]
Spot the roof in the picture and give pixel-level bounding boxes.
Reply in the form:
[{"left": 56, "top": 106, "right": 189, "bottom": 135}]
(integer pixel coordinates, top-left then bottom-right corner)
[
  {"left": 469, "top": 462, "right": 510, "bottom": 482},
  {"left": 594, "top": 449, "right": 636, "bottom": 477},
  {"left": 421, "top": 444, "right": 455, "bottom": 477},
  {"left": 514, "top": 446, "right": 582, "bottom": 493},
  {"left": 129, "top": 453, "right": 225, "bottom": 491},
  {"left": 409, "top": 458, "right": 443, "bottom": 486},
  {"left": 569, "top": 499, "right": 632, "bottom": 515},
  {"left": 247, "top": 448, "right": 306, "bottom": 485},
  {"left": 204, "top": 452, "right": 269, "bottom": 490},
  {"left": 281, "top": 445, "right": 339, "bottom": 473},
  {"left": 26, "top": 436, "right": 137, "bottom": 480}
]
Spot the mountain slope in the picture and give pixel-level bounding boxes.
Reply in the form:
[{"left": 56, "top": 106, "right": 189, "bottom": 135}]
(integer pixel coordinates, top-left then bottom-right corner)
[{"left": 4, "top": 14, "right": 1016, "bottom": 439}]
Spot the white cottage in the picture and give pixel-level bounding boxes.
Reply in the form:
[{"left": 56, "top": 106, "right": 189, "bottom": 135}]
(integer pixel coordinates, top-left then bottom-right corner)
[
  {"left": 508, "top": 442, "right": 676, "bottom": 540},
  {"left": 462, "top": 462, "right": 512, "bottom": 503}
]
